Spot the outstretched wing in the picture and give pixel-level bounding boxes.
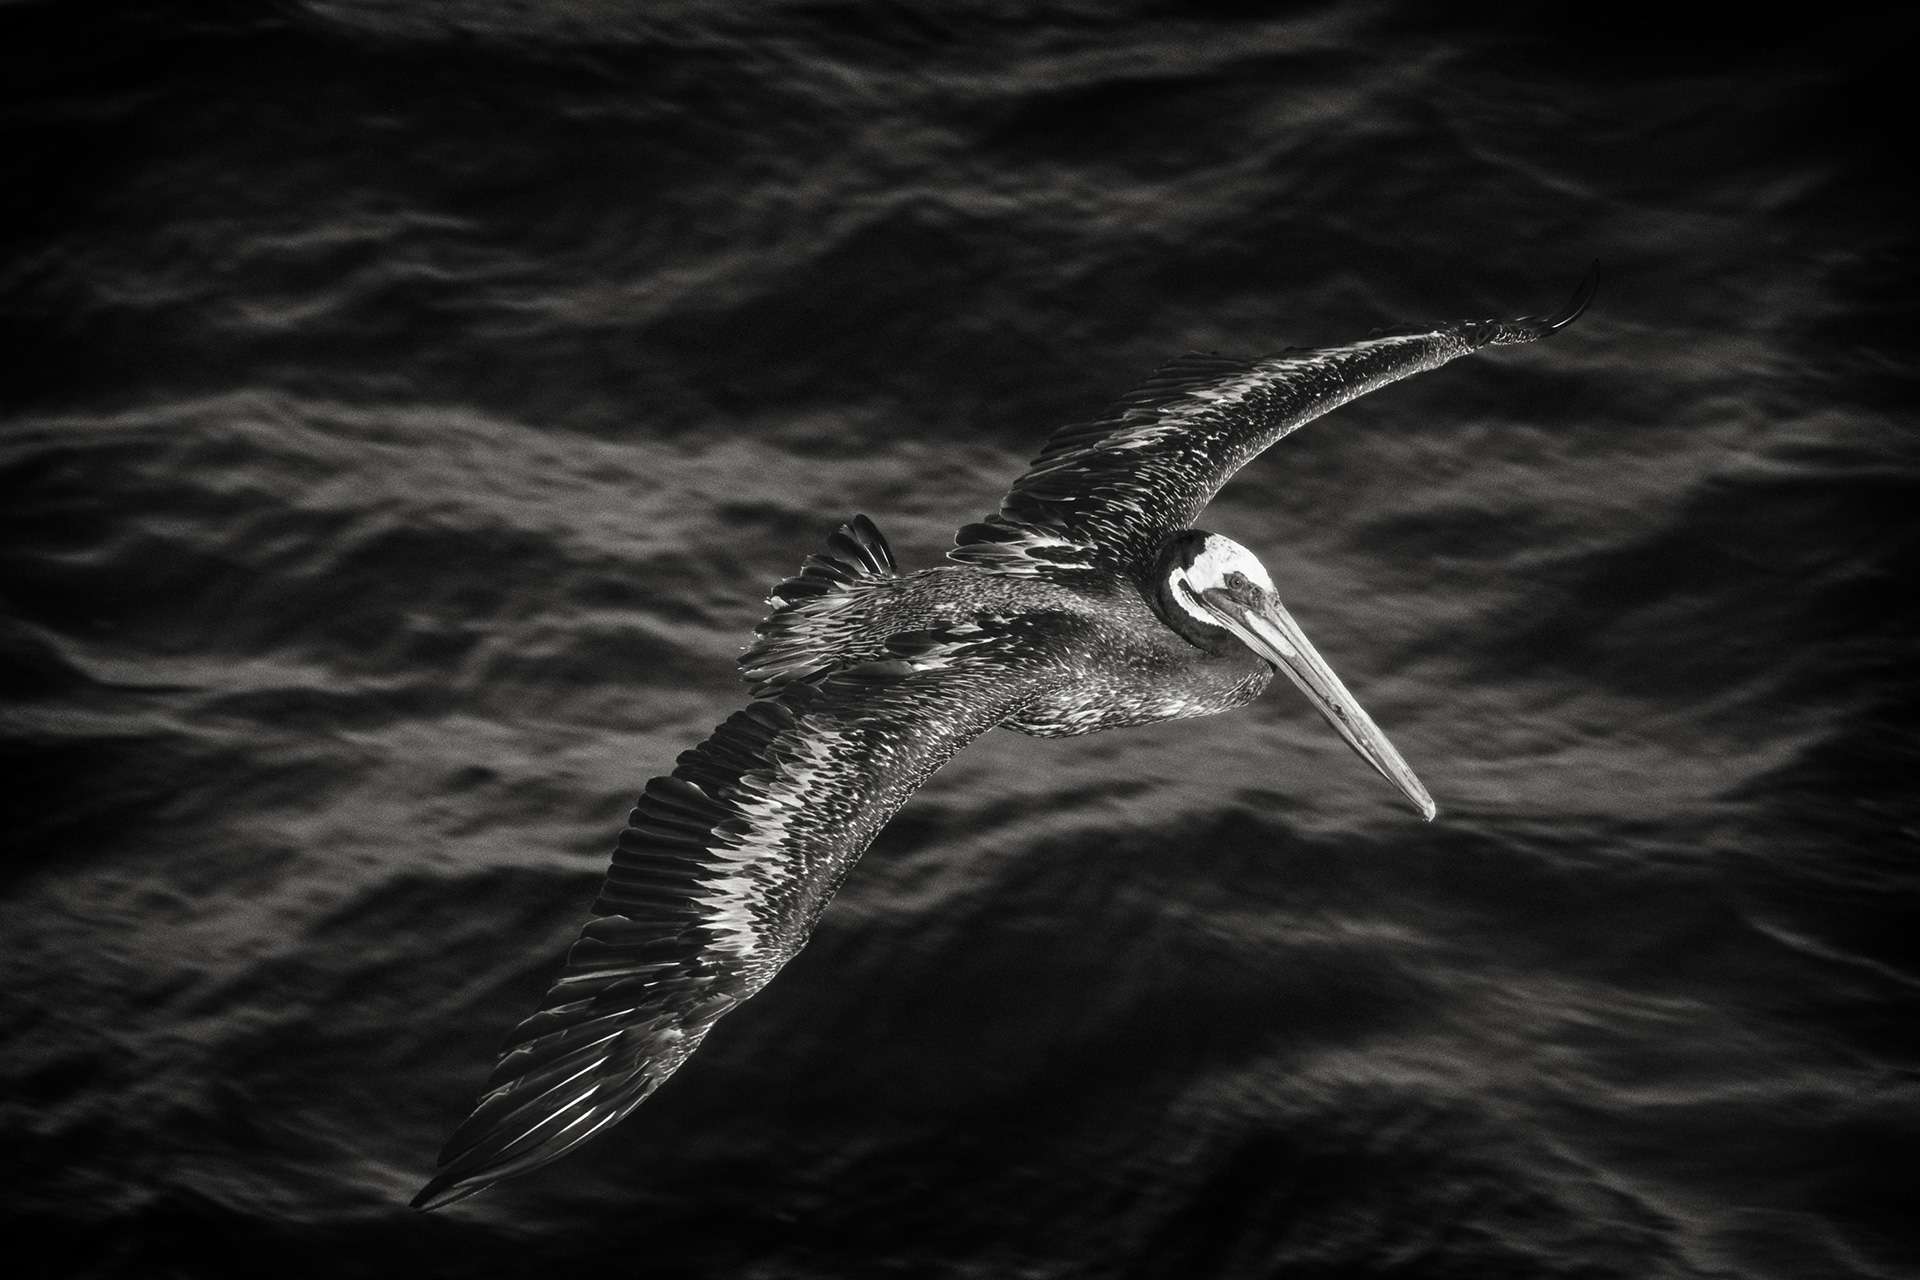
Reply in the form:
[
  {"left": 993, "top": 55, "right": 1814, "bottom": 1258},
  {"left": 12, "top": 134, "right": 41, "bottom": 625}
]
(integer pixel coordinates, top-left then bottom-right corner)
[
  {"left": 414, "top": 640, "right": 1046, "bottom": 1210},
  {"left": 951, "top": 269, "right": 1596, "bottom": 584}
]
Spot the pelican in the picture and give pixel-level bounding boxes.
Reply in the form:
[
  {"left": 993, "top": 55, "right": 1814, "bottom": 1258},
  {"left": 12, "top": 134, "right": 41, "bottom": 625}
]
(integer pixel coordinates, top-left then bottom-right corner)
[{"left": 412, "top": 271, "right": 1595, "bottom": 1209}]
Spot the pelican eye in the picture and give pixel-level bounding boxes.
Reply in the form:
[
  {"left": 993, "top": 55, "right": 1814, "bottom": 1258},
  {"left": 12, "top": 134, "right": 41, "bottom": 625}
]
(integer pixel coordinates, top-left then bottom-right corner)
[{"left": 1222, "top": 570, "right": 1263, "bottom": 598}]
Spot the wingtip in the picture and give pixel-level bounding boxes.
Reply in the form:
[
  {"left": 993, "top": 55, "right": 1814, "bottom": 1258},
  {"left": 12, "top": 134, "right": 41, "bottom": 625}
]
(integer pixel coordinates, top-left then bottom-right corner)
[
  {"left": 410, "top": 1172, "right": 483, "bottom": 1212},
  {"left": 1474, "top": 262, "right": 1600, "bottom": 346},
  {"left": 1542, "top": 261, "right": 1600, "bottom": 334}
]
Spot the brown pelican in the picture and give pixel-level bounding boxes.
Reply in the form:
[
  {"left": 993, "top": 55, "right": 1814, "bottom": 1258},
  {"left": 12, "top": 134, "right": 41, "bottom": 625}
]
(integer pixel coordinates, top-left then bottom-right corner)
[{"left": 412, "top": 272, "right": 1595, "bottom": 1209}]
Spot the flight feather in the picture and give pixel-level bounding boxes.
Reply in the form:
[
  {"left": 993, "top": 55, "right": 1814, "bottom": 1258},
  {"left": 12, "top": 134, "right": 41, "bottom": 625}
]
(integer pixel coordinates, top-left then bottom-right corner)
[
  {"left": 951, "top": 269, "right": 1596, "bottom": 584},
  {"left": 413, "top": 613, "right": 1051, "bottom": 1209}
]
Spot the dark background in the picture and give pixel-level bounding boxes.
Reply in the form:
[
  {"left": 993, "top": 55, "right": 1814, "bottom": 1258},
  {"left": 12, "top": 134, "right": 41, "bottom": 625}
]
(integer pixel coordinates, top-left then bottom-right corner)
[{"left": 4, "top": 3, "right": 1915, "bottom": 1277}]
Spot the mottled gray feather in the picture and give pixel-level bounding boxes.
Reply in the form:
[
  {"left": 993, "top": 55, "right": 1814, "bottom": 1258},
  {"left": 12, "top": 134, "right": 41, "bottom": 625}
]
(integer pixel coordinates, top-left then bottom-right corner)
[
  {"left": 413, "top": 640, "right": 1056, "bottom": 1210},
  {"left": 951, "top": 273, "right": 1596, "bottom": 584}
]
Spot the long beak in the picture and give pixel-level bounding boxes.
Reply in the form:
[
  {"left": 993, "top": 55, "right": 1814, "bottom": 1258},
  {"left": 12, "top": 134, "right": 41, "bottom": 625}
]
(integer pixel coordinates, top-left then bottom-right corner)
[{"left": 1196, "top": 585, "right": 1437, "bottom": 821}]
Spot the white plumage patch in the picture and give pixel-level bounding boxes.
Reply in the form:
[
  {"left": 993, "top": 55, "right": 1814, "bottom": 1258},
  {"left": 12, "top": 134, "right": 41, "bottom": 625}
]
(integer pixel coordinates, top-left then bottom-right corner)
[
  {"left": 1165, "top": 533, "right": 1274, "bottom": 629},
  {"left": 1182, "top": 533, "right": 1276, "bottom": 591},
  {"left": 947, "top": 524, "right": 1089, "bottom": 576},
  {"left": 697, "top": 722, "right": 844, "bottom": 961}
]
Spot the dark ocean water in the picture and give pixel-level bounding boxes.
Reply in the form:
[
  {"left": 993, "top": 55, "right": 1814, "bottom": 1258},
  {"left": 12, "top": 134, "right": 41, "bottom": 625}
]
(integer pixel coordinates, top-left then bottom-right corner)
[{"left": 4, "top": 2, "right": 1916, "bottom": 1277}]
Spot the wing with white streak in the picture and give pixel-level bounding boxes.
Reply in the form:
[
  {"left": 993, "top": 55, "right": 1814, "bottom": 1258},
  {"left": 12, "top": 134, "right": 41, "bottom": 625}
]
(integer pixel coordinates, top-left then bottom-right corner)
[
  {"left": 951, "top": 270, "right": 1595, "bottom": 584},
  {"left": 413, "top": 637, "right": 1047, "bottom": 1209}
]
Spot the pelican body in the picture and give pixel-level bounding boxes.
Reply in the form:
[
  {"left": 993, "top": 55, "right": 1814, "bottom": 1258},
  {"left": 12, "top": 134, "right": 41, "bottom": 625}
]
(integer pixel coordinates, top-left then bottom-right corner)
[{"left": 413, "top": 272, "right": 1595, "bottom": 1209}]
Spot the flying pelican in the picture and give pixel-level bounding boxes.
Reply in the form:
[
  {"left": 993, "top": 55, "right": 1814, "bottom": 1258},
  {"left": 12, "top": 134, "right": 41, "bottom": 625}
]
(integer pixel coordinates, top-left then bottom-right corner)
[{"left": 412, "top": 271, "right": 1595, "bottom": 1209}]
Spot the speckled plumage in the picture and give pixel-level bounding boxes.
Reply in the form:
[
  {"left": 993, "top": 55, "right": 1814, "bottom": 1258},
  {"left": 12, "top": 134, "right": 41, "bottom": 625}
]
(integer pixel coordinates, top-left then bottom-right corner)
[{"left": 414, "top": 273, "right": 1595, "bottom": 1210}]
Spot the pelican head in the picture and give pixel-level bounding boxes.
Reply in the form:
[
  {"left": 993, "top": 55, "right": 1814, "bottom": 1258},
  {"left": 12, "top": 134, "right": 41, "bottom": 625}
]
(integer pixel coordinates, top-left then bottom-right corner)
[{"left": 1153, "top": 530, "right": 1436, "bottom": 820}]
